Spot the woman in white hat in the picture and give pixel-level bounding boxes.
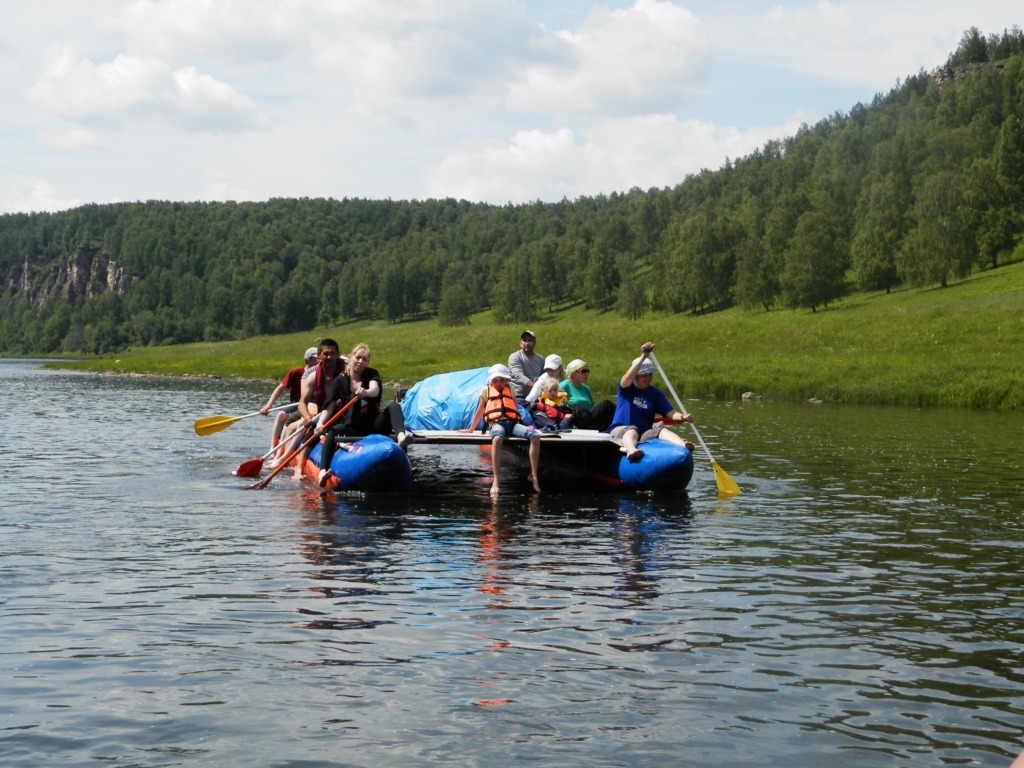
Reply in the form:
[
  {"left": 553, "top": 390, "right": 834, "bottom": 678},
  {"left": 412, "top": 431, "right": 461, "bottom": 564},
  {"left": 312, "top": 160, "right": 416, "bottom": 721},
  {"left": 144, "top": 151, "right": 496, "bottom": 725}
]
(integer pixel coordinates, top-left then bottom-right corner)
[
  {"left": 462, "top": 363, "right": 542, "bottom": 496},
  {"left": 560, "top": 358, "right": 615, "bottom": 431}
]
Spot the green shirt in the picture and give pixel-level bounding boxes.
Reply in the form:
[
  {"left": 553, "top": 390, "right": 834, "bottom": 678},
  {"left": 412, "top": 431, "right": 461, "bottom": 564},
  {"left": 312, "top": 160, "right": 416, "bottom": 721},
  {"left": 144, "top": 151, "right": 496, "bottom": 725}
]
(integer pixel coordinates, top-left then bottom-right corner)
[{"left": 560, "top": 378, "right": 594, "bottom": 409}]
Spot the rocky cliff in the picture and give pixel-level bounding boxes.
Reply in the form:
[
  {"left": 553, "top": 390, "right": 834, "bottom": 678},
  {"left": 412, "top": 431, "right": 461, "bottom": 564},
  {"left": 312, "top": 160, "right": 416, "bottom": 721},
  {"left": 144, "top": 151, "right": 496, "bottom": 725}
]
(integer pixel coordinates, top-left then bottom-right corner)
[{"left": 6, "top": 246, "right": 132, "bottom": 308}]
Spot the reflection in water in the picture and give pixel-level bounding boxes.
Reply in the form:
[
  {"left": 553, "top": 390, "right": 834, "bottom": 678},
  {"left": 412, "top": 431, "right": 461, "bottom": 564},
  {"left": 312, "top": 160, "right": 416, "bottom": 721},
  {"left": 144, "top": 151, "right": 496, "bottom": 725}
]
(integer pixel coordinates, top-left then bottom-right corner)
[
  {"left": 611, "top": 495, "right": 693, "bottom": 606},
  {"left": 475, "top": 500, "right": 515, "bottom": 604},
  {"left": 3, "top": 360, "right": 1024, "bottom": 767}
]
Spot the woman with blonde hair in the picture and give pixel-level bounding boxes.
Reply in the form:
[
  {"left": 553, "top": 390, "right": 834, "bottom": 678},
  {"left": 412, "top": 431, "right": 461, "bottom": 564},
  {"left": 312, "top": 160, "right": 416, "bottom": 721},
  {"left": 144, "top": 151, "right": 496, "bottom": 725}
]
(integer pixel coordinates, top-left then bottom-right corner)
[{"left": 313, "top": 343, "right": 413, "bottom": 486}]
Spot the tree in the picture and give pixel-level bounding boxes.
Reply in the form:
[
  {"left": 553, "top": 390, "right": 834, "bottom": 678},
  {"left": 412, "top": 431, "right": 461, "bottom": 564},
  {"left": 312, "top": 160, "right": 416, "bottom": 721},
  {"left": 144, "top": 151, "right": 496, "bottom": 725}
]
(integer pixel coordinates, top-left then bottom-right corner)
[
  {"left": 582, "top": 242, "right": 618, "bottom": 311},
  {"left": 963, "top": 158, "right": 1015, "bottom": 270},
  {"left": 898, "top": 170, "right": 975, "bottom": 287},
  {"left": 438, "top": 265, "right": 475, "bottom": 327},
  {"left": 850, "top": 172, "right": 905, "bottom": 292},
  {"left": 781, "top": 209, "right": 847, "bottom": 311},
  {"left": 615, "top": 252, "right": 647, "bottom": 320},
  {"left": 947, "top": 27, "right": 990, "bottom": 67},
  {"left": 379, "top": 257, "right": 406, "bottom": 323},
  {"left": 491, "top": 250, "right": 533, "bottom": 324},
  {"left": 675, "top": 204, "right": 740, "bottom": 312}
]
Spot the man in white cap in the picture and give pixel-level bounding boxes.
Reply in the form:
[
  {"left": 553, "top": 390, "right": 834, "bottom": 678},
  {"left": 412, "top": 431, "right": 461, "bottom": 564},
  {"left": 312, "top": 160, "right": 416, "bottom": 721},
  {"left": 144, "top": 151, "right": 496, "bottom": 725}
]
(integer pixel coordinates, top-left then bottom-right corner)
[
  {"left": 607, "top": 342, "right": 694, "bottom": 461},
  {"left": 259, "top": 346, "right": 321, "bottom": 450},
  {"left": 508, "top": 329, "right": 544, "bottom": 401},
  {"left": 462, "top": 363, "right": 542, "bottom": 496}
]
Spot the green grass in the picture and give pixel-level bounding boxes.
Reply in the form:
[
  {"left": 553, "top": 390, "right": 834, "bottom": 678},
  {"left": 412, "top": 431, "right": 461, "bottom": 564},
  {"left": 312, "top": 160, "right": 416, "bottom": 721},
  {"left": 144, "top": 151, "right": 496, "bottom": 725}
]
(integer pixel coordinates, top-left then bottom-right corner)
[{"left": 53, "top": 261, "right": 1024, "bottom": 410}]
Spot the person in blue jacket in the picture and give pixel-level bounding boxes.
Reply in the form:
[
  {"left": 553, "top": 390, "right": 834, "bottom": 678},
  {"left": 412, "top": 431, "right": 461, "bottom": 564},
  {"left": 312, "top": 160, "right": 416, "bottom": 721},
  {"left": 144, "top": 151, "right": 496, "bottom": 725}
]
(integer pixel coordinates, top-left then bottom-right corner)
[{"left": 607, "top": 342, "right": 694, "bottom": 462}]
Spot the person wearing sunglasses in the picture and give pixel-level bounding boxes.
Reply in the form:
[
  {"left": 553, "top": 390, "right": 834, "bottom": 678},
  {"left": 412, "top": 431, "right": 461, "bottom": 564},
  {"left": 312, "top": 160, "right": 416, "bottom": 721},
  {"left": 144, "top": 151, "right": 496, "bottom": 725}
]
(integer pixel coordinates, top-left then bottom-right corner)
[{"left": 560, "top": 358, "right": 615, "bottom": 431}]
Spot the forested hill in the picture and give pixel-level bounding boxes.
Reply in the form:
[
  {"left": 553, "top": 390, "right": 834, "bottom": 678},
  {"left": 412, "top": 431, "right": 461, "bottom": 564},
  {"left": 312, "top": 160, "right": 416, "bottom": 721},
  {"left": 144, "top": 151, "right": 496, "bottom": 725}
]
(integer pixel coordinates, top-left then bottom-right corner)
[{"left": 2, "top": 27, "right": 1023, "bottom": 356}]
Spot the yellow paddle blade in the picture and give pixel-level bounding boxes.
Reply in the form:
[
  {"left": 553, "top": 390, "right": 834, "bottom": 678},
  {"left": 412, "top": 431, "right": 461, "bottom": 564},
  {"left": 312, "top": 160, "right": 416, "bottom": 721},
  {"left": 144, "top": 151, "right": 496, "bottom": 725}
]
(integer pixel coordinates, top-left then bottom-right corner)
[
  {"left": 193, "top": 415, "right": 240, "bottom": 436},
  {"left": 711, "top": 459, "right": 741, "bottom": 498}
]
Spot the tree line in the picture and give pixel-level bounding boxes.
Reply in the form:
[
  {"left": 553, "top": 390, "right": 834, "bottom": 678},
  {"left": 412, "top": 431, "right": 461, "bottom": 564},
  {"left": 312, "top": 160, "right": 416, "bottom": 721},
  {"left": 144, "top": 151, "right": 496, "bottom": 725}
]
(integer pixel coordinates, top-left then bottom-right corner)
[{"left": 1, "top": 27, "right": 1022, "bottom": 356}]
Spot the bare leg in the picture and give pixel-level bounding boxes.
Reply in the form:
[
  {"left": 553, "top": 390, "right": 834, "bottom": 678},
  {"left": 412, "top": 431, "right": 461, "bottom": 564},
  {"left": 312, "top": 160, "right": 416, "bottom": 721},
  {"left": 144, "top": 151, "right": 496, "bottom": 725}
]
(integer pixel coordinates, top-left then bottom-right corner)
[
  {"left": 490, "top": 435, "right": 503, "bottom": 496},
  {"left": 291, "top": 445, "right": 310, "bottom": 480},
  {"left": 267, "top": 422, "right": 299, "bottom": 469},
  {"left": 528, "top": 438, "right": 541, "bottom": 493},
  {"left": 621, "top": 427, "right": 644, "bottom": 461},
  {"left": 291, "top": 425, "right": 315, "bottom": 480},
  {"left": 659, "top": 428, "right": 695, "bottom": 451},
  {"left": 270, "top": 411, "right": 287, "bottom": 449}
]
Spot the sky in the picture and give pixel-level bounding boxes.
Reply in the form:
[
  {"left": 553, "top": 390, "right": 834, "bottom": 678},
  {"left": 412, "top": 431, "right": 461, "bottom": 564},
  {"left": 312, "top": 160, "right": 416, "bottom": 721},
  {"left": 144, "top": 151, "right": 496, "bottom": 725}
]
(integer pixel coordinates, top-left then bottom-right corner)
[{"left": 0, "top": 1, "right": 1017, "bottom": 214}]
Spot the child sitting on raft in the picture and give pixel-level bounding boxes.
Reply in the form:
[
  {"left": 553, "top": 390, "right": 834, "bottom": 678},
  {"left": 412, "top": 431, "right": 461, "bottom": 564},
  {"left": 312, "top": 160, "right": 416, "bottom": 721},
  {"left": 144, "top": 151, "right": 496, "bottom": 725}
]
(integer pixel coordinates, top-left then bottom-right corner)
[
  {"left": 462, "top": 363, "right": 542, "bottom": 496},
  {"left": 531, "top": 378, "right": 573, "bottom": 432}
]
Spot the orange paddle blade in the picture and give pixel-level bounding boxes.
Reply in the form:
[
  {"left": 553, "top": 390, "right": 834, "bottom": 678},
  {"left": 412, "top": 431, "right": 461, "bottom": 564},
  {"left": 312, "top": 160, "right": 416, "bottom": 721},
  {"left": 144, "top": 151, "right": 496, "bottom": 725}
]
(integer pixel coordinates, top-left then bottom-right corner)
[{"left": 234, "top": 457, "right": 265, "bottom": 478}]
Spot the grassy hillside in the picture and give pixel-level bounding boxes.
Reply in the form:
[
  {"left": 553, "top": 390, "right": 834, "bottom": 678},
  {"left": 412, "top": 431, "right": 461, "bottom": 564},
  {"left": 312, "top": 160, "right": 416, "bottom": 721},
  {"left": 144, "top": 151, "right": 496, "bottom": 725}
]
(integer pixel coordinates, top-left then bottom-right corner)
[{"left": 55, "top": 261, "right": 1024, "bottom": 410}]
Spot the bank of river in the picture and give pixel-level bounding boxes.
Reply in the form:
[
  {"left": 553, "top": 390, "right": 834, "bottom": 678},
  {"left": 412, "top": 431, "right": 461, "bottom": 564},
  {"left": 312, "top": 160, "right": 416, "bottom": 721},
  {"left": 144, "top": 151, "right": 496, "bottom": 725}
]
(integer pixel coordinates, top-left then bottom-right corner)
[{"left": 1, "top": 359, "right": 1021, "bottom": 766}]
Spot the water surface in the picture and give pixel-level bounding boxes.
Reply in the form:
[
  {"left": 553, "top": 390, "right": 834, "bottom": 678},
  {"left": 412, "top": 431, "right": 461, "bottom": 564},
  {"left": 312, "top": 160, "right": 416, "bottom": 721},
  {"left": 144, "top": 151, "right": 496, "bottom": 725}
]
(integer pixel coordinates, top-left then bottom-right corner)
[{"left": 1, "top": 360, "right": 1021, "bottom": 767}]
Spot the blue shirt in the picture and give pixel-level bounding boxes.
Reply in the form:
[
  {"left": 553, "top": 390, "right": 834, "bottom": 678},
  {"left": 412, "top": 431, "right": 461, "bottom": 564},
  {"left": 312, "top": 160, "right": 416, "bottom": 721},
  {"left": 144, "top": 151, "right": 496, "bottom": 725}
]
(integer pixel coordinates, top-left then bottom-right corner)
[{"left": 607, "top": 383, "right": 673, "bottom": 433}]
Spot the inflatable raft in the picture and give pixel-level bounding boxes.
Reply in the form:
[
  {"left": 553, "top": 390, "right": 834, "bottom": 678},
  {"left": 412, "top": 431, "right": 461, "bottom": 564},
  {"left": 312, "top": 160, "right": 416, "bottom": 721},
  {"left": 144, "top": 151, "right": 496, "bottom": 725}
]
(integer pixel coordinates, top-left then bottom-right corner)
[
  {"left": 400, "top": 368, "right": 693, "bottom": 491},
  {"left": 296, "top": 433, "right": 413, "bottom": 492}
]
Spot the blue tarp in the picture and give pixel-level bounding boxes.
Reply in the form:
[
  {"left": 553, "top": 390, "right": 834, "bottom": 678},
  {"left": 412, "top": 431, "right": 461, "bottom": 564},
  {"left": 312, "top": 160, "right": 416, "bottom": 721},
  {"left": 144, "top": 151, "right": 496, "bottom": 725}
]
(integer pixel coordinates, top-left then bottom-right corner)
[
  {"left": 400, "top": 367, "right": 488, "bottom": 431},
  {"left": 400, "top": 367, "right": 534, "bottom": 431}
]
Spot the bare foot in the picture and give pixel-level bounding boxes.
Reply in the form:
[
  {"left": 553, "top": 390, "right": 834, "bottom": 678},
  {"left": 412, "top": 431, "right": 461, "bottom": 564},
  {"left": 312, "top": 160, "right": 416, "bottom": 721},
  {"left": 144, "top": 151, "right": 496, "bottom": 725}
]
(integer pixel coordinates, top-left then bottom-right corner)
[
  {"left": 626, "top": 448, "right": 644, "bottom": 462},
  {"left": 489, "top": 482, "right": 500, "bottom": 497},
  {"left": 531, "top": 477, "right": 541, "bottom": 493}
]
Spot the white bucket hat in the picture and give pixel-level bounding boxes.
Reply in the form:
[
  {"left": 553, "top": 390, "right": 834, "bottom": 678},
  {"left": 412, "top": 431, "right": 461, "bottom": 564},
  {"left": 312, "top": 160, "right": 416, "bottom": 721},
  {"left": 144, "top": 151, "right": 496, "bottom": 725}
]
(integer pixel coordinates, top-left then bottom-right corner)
[{"left": 487, "top": 363, "right": 512, "bottom": 382}]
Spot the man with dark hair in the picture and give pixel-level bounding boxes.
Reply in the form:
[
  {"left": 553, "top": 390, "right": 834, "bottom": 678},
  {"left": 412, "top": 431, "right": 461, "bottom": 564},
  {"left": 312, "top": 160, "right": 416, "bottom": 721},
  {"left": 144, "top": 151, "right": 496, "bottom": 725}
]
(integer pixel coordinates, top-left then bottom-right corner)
[
  {"left": 507, "top": 329, "right": 544, "bottom": 401},
  {"left": 278, "top": 338, "right": 345, "bottom": 477}
]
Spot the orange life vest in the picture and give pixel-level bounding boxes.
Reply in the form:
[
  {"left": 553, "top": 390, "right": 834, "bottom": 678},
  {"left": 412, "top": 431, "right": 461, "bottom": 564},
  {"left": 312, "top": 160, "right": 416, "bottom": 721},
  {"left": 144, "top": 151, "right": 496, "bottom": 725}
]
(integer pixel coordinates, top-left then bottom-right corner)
[
  {"left": 483, "top": 384, "right": 519, "bottom": 424},
  {"left": 535, "top": 392, "right": 569, "bottom": 419}
]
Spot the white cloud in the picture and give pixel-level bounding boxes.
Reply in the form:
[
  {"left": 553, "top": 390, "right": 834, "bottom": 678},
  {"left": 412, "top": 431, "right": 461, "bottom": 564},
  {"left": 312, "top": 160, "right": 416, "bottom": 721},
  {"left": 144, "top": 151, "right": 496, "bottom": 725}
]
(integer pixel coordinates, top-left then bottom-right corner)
[
  {"left": 29, "top": 45, "right": 266, "bottom": 131},
  {"left": 41, "top": 127, "right": 103, "bottom": 150},
  {"left": 106, "top": 0, "right": 302, "bottom": 66},
  {"left": 712, "top": 0, "right": 1013, "bottom": 90},
  {"left": 0, "top": 0, "right": 1018, "bottom": 214},
  {"left": 425, "top": 111, "right": 805, "bottom": 203},
  {"left": 0, "top": 174, "right": 81, "bottom": 214},
  {"left": 426, "top": 128, "right": 581, "bottom": 203},
  {"left": 509, "top": 0, "right": 711, "bottom": 116},
  {"left": 304, "top": 0, "right": 548, "bottom": 130}
]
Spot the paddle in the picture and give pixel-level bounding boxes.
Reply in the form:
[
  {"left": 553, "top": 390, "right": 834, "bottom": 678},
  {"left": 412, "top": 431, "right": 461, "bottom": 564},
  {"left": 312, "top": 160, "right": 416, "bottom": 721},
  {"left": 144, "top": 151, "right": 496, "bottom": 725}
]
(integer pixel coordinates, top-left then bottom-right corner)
[
  {"left": 249, "top": 397, "right": 357, "bottom": 490},
  {"left": 649, "top": 352, "right": 741, "bottom": 498},
  {"left": 194, "top": 403, "right": 293, "bottom": 437},
  {"left": 234, "top": 439, "right": 292, "bottom": 478}
]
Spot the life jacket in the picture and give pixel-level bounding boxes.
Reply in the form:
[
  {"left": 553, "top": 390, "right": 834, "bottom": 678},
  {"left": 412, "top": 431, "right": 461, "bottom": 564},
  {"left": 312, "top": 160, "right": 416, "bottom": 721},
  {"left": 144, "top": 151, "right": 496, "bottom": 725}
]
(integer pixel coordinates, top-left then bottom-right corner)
[
  {"left": 535, "top": 392, "right": 569, "bottom": 419},
  {"left": 483, "top": 384, "right": 519, "bottom": 424}
]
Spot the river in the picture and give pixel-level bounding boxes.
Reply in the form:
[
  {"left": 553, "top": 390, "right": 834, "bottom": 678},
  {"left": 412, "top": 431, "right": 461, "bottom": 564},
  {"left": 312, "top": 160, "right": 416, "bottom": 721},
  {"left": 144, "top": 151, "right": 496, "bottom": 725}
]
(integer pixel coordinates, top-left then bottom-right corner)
[{"left": 1, "top": 359, "right": 1021, "bottom": 767}]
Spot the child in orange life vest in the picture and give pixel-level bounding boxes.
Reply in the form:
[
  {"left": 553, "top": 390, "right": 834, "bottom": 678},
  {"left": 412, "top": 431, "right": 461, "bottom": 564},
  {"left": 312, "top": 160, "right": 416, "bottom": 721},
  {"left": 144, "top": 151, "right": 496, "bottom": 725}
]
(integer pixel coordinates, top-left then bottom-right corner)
[
  {"left": 461, "top": 363, "right": 542, "bottom": 496},
  {"left": 532, "top": 378, "right": 573, "bottom": 432}
]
